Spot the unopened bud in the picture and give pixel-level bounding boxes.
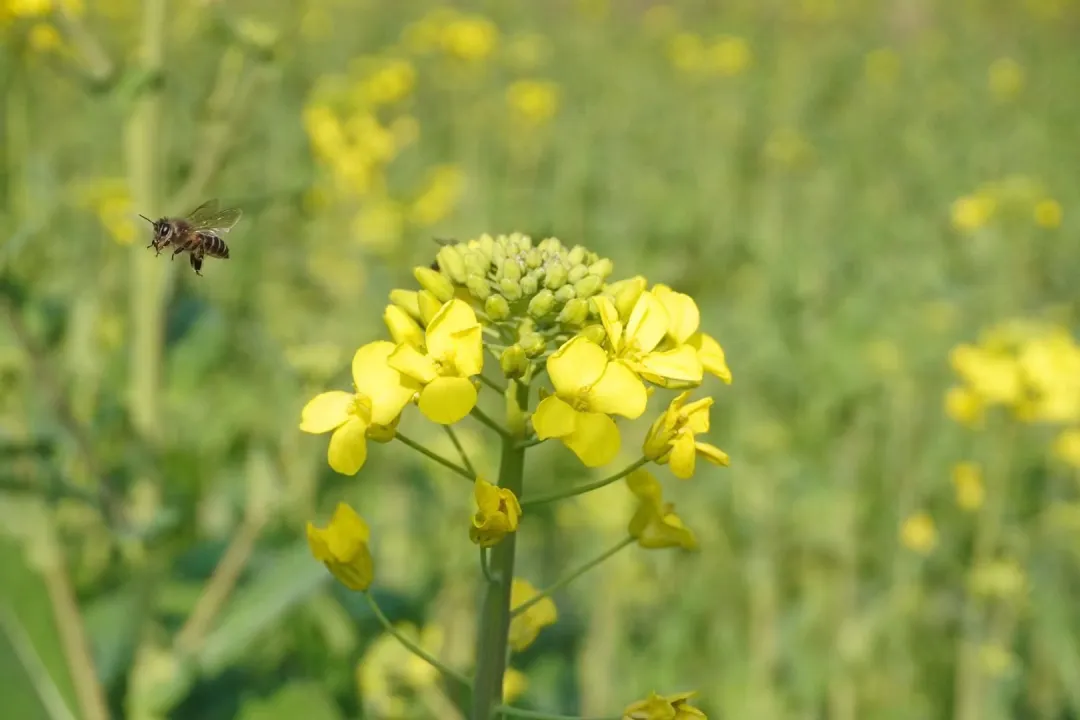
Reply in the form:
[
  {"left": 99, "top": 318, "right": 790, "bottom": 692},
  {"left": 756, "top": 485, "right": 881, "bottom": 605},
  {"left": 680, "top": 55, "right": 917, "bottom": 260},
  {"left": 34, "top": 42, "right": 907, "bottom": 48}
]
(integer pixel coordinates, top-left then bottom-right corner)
[
  {"left": 520, "top": 332, "right": 546, "bottom": 357},
  {"left": 418, "top": 290, "right": 443, "bottom": 325},
  {"left": 528, "top": 289, "right": 555, "bottom": 318},
  {"left": 558, "top": 297, "right": 589, "bottom": 326},
  {"left": 568, "top": 265, "right": 588, "bottom": 284},
  {"left": 568, "top": 245, "right": 587, "bottom": 265},
  {"left": 500, "top": 344, "right": 528, "bottom": 378},
  {"left": 608, "top": 275, "right": 647, "bottom": 318},
  {"left": 500, "top": 278, "right": 523, "bottom": 301},
  {"left": 436, "top": 246, "right": 467, "bottom": 284},
  {"left": 384, "top": 305, "right": 425, "bottom": 347},
  {"left": 466, "top": 275, "right": 491, "bottom": 301},
  {"left": 485, "top": 294, "right": 511, "bottom": 321},
  {"left": 464, "top": 249, "right": 490, "bottom": 276},
  {"left": 521, "top": 274, "right": 539, "bottom": 297},
  {"left": 544, "top": 264, "right": 568, "bottom": 290},
  {"left": 389, "top": 289, "right": 422, "bottom": 322},
  {"left": 574, "top": 275, "right": 603, "bottom": 298},
  {"left": 500, "top": 260, "right": 522, "bottom": 283},
  {"left": 588, "top": 258, "right": 614, "bottom": 279},
  {"left": 554, "top": 285, "right": 576, "bottom": 304},
  {"left": 524, "top": 248, "right": 543, "bottom": 269},
  {"left": 414, "top": 266, "right": 455, "bottom": 302},
  {"left": 580, "top": 324, "right": 607, "bottom": 345}
]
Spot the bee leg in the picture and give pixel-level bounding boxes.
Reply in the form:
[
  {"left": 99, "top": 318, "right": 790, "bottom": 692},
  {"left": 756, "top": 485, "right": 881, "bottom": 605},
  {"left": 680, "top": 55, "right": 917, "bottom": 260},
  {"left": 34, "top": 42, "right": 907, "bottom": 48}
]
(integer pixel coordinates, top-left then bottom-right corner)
[{"left": 190, "top": 253, "right": 203, "bottom": 276}]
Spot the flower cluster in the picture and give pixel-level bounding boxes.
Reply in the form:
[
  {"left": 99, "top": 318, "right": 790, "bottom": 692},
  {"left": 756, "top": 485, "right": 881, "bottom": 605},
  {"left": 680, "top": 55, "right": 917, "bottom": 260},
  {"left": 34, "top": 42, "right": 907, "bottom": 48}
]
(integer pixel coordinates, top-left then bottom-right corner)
[
  {"left": 950, "top": 175, "right": 1064, "bottom": 233},
  {"left": 300, "top": 232, "right": 731, "bottom": 718}
]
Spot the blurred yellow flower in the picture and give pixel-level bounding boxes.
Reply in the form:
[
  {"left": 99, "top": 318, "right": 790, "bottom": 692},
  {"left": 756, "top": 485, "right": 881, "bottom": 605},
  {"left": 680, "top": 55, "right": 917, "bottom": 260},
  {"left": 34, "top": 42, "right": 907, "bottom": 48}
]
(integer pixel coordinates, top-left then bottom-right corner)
[
  {"left": 978, "top": 643, "right": 1016, "bottom": 678},
  {"left": 900, "top": 511, "right": 936, "bottom": 555},
  {"left": 98, "top": 193, "right": 138, "bottom": 246},
  {"left": 8, "top": 0, "right": 51, "bottom": 17},
  {"left": 360, "top": 59, "right": 416, "bottom": 106},
  {"left": 1017, "top": 328, "right": 1080, "bottom": 423},
  {"left": 353, "top": 198, "right": 405, "bottom": 253},
  {"left": 969, "top": 558, "right": 1027, "bottom": 599},
  {"left": 504, "top": 668, "right": 528, "bottom": 703},
  {"left": 509, "top": 578, "right": 557, "bottom": 652},
  {"left": 627, "top": 469, "right": 698, "bottom": 550},
  {"left": 357, "top": 622, "right": 444, "bottom": 716},
  {"left": 988, "top": 57, "right": 1025, "bottom": 101},
  {"left": 506, "top": 79, "right": 560, "bottom": 125},
  {"left": 864, "top": 47, "right": 901, "bottom": 85},
  {"left": 307, "top": 503, "right": 374, "bottom": 591},
  {"left": 1053, "top": 428, "right": 1080, "bottom": 467},
  {"left": 708, "top": 35, "right": 751, "bottom": 77},
  {"left": 470, "top": 478, "right": 522, "bottom": 548},
  {"left": 28, "top": 22, "right": 61, "bottom": 52},
  {"left": 303, "top": 104, "right": 347, "bottom": 160},
  {"left": 1033, "top": 198, "right": 1063, "bottom": 229},
  {"left": 623, "top": 691, "right": 706, "bottom": 720},
  {"left": 441, "top": 15, "right": 498, "bottom": 62},
  {"left": 668, "top": 33, "right": 705, "bottom": 73},
  {"left": 347, "top": 113, "right": 397, "bottom": 164},
  {"left": 949, "top": 343, "right": 1022, "bottom": 405},
  {"left": 950, "top": 193, "right": 995, "bottom": 232},
  {"left": 410, "top": 164, "right": 465, "bottom": 227},
  {"left": 951, "top": 462, "right": 985, "bottom": 511}
]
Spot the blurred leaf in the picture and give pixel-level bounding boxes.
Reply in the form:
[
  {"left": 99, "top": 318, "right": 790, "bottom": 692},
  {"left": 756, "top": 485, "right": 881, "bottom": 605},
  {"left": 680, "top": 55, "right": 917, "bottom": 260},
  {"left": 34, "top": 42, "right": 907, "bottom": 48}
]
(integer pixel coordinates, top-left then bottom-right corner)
[
  {"left": 236, "top": 682, "right": 343, "bottom": 720},
  {"left": 82, "top": 587, "right": 143, "bottom": 687}
]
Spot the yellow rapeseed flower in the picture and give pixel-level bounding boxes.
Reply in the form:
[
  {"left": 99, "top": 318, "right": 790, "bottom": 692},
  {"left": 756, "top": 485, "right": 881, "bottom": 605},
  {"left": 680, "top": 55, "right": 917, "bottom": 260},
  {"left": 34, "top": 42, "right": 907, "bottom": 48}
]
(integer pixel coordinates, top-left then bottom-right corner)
[
  {"left": 950, "top": 193, "right": 995, "bottom": 232},
  {"left": 360, "top": 59, "right": 416, "bottom": 106},
  {"left": 506, "top": 79, "right": 560, "bottom": 125},
  {"left": 945, "top": 385, "right": 985, "bottom": 427},
  {"left": 503, "top": 668, "right": 528, "bottom": 703},
  {"left": 1053, "top": 428, "right": 1080, "bottom": 468},
  {"left": 1033, "top": 198, "right": 1063, "bottom": 229},
  {"left": 988, "top": 57, "right": 1024, "bottom": 101},
  {"left": 531, "top": 335, "right": 647, "bottom": 467},
  {"left": 470, "top": 478, "right": 522, "bottom": 548},
  {"left": 643, "top": 391, "right": 729, "bottom": 479},
  {"left": 299, "top": 341, "right": 419, "bottom": 475},
  {"left": 623, "top": 690, "right": 706, "bottom": 719},
  {"left": 441, "top": 15, "right": 498, "bottom": 62},
  {"left": 388, "top": 298, "right": 484, "bottom": 424},
  {"left": 1017, "top": 328, "right": 1080, "bottom": 423},
  {"left": 595, "top": 291, "right": 703, "bottom": 388},
  {"left": 708, "top": 35, "right": 751, "bottom": 77},
  {"left": 667, "top": 33, "right": 705, "bottom": 73},
  {"left": 949, "top": 343, "right": 1023, "bottom": 406},
  {"left": 951, "top": 462, "right": 985, "bottom": 511},
  {"left": 649, "top": 283, "right": 730, "bottom": 383},
  {"left": 8, "top": 0, "right": 51, "bottom": 16},
  {"left": 28, "top": 23, "right": 62, "bottom": 52},
  {"left": 900, "top": 511, "right": 936, "bottom": 555},
  {"left": 508, "top": 578, "right": 557, "bottom": 652},
  {"left": 626, "top": 469, "right": 698, "bottom": 550},
  {"left": 410, "top": 164, "right": 466, "bottom": 227},
  {"left": 307, "top": 503, "right": 374, "bottom": 591},
  {"left": 353, "top": 197, "right": 405, "bottom": 253}
]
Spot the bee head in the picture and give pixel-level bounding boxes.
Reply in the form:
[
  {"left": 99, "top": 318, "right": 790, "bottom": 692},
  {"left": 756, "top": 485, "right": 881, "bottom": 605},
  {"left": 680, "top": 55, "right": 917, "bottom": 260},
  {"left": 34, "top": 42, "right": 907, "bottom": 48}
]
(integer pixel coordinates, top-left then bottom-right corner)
[{"left": 140, "top": 215, "right": 173, "bottom": 248}]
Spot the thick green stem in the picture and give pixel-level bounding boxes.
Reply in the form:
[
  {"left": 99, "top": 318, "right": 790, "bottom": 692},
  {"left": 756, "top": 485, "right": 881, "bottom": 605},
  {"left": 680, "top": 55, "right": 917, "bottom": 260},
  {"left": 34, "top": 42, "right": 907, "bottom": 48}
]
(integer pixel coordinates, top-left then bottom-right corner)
[{"left": 471, "top": 386, "right": 529, "bottom": 719}]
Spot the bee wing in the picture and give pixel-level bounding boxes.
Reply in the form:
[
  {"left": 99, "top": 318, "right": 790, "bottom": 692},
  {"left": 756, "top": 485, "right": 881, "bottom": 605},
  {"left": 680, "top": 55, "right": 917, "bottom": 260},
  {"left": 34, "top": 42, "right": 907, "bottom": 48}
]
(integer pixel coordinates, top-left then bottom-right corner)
[
  {"left": 433, "top": 237, "right": 458, "bottom": 246},
  {"left": 185, "top": 199, "right": 220, "bottom": 222},
  {"left": 187, "top": 201, "right": 243, "bottom": 234}
]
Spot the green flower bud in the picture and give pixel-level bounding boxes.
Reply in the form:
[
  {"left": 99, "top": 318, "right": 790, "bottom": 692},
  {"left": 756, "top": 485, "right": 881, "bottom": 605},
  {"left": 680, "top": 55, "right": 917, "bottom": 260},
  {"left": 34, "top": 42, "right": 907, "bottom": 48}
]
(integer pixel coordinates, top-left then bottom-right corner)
[
  {"left": 389, "top": 289, "right": 422, "bottom": 321},
  {"left": 486, "top": 294, "right": 511, "bottom": 321},
  {"left": 574, "top": 275, "right": 603, "bottom": 298},
  {"left": 505, "top": 380, "right": 527, "bottom": 437},
  {"left": 475, "top": 233, "right": 495, "bottom": 258},
  {"left": 500, "top": 278, "right": 523, "bottom": 301},
  {"left": 500, "top": 344, "right": 528, "bottom": 378},
  {"left": 607, "top": 275, "right": 647, "bottom": 318},
  {"left": 544, "top": 264, "right": 568, "bottom": 290},
  {"left": 491, "top": 242, "right": 507, "bottom": 267},
  {"left": 521, "top": 274, "right": 539, "bottom": 297},
  {"left": 466, "top": 275, "right": 491, "bottom": 301},
  {"left": 568, "top": 245, "right": 587, "bottom": 265},
  {"left": 580, "top": 324, "right": 607, "bottom": 345},
  {"left": 588, "top": 258, "right": 614, "bottom": 279},
  {"left": 436, "top": 246, "right": 467, "bottom": 284},
  {"left": 557, "top": 297, "right": 590, "bottom": 326},
  {"left": 464, "top": 250, "right": 490, "bottom": 277},
  {"left": 520, "top": 331, "right": 547, "bottom": 357},
  {"left": 418, "top": 289, "right": 443, "bottom": 325},
  {"left": 414, "top": 266, "right": 455, "bottom": 303},
  {"left": 554, "top": 285, "right": 576, "bottom": 304},
  {"left": 568, "top": 265, "right": 588, "bottom": 284},
  {"left": 528, "top": 289, "right": 555, "bottom": 318},
  {"left": 524, "top": 248, "right": 543, "bottom": 269},
  {"left": 500, "top": 259, "right": 522, "bottom": 283}
]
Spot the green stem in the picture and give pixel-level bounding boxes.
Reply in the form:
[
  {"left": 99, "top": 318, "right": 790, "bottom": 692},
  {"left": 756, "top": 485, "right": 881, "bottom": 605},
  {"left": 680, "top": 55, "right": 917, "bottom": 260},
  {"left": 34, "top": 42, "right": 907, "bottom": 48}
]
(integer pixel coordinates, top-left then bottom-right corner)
[
  {"left": 478, "top": 373, "right": 507, "bottom": 394},
  {"left": 444, "top": 425, "right": 477, "bottom": 476},
  {"left": 511, "top": 537, "right": 633, "bottom": 619},
  {"left": 480, "top": 547, "right": 498, "bottom": 584},
  {"left": 395, "top": 433, "right": 475, "bottom": 482},
  {"left": 521, "top": 457, "right": 649, "bottom": 509},
  {"left": 496, "top": 707, "right": 620, "bottom": 720},
  {"left": 472, "top": 383, "right": 530, "bottom": 720},
  {"left": 363, "top": 591, "right": 471, "bottom": 691},
  {"left": 472, "top": 406, "right": 512, "bottom": 439},
  {"left": 515, "top": 436, "right": 544, "bottom": 450}
]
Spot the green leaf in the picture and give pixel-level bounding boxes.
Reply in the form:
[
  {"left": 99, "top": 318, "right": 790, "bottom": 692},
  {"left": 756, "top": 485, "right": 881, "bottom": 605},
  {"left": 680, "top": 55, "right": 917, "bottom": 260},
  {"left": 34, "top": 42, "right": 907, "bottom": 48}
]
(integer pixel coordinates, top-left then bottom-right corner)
[{"left": 236, "top": 682, "right": 343, "bottom": 720}]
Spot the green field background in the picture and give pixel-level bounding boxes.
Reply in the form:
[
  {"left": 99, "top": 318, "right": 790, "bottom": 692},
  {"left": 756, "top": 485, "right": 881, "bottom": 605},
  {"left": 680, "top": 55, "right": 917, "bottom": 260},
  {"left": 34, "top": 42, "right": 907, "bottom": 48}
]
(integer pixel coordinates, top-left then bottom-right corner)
[{"left": 3, "top": 0, "right": 1080, "bottom": 718}]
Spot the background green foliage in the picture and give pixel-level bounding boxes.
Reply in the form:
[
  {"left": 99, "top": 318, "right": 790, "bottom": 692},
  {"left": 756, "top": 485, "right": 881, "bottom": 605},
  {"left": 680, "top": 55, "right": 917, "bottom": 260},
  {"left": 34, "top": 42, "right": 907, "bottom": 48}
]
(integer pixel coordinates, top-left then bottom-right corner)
[{"left": 3, "top": 0, "right": 1080, "bottom": 718}]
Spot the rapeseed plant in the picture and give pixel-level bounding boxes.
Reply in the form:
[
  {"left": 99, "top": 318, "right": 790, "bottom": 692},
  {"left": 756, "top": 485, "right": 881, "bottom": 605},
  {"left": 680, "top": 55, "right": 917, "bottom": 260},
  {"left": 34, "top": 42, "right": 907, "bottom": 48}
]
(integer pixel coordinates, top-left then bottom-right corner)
[{"left": 301, "top": 233, "right": 730, "bottom": 719}]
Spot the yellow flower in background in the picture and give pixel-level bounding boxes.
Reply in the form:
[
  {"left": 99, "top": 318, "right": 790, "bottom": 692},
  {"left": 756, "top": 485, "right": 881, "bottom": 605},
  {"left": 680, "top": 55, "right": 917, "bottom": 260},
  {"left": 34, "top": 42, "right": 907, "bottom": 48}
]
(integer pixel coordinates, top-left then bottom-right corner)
[
  {"left": 531, "top": 335, "right": 647, "bottom": 467},
  {"left": 667, "top": 32, "right": 704, "bottom": 73},
  {"left": 864, "top": 47, "right": 901, "bottom": 85},
  {"left": 643, "top": 391, "right": 729, "bottom": 479},
  {"left": 1033, "top": 198, "right": 1063, "bottom": 229},
  {"left": 360, "top": 59, "right": 416, "bottom": 106},
  {"left": 626, "top": 469, "right": 698, "bottom": 550},
  {"left": 949, "top": 343, "right": 1022, "bottom": 406},
  {"left": 900, "top": 511, "right": 937, "bottom": 555},
  {"left": 988, "top": 57, "right": 1024, "bottom": 101},
  {"left": 708, "top": 35, "right": 751, "bottom": 77},
  {"left": 357, "top": 622, "right": 445, "bottom": 716},
  {"left": 945, "top": 386, "right": 984, "bottom": 427},
  {"left": 470, "top": 478, "right": 522, "bottom": 548},
  {"left": 7, "top": 0, "right": 51, "bottom": 16},
  {"left": 28, "top": 23, "right": 62, "bottom": 52},
  {"left": 388, "top": 298, "right": 484, "bottom": 424},
  {"left": 441, "top": 15, "right": 498, "bottom": 62},
  {"left": 623, "top": 690, "right": 706, "bottom": 720},
  {"left": 506, "top": 79, "right": 560, "bottom": 125},
  {"left": 1053, "top": 428, "right": 1080, "bottom": 467},
  {"left": 950, "top": 193, "right": 995, "bottom": 232},
  {"left": 299, "top": 341, "right": 419, "bottom": 475},
  {"left": 307, "top": 503, "right": 374, "bottom": 591},
  {"left": 303, "top": 104, "right": 347, "bottom": 160},
  {"left": 969, "top": 558, "right": 1027, "bottom": 599},
  {"left": 978, "top": 643, "right": 1016, "bottom": 678},
  {"left": 503, "top": 668, "right": 528, "bottom": 703},
  {"left": 951, "top": 462, "right": 985, "bottom": 511},
  {"left": 1017, "top": 328, "right": 1080, "bottom": 423},
  {"left": 509, "top": 578, "right": 557, "bottom": 652},
  {"left": 595, "top": 292, "right": 703, "bottom": 387},
  {"left": 410, "top": 164, "right": 466, "bottom": 227},
  {"left": 353, "top": 197, "right": 405, "bottom": 253},
  {"left": 347, "top": 113, "right": 398, "bottom": 164}
]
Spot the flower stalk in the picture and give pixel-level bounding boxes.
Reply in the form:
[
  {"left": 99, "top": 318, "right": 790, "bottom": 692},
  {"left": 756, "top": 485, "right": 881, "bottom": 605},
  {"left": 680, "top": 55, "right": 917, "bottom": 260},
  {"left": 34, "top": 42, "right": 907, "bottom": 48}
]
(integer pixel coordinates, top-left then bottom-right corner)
[
  {"left": 520, "top": 457, "right": 650, "bottom": 509},
  {"left": 510, "top": 537, "right": 634, "bottom": 620}
]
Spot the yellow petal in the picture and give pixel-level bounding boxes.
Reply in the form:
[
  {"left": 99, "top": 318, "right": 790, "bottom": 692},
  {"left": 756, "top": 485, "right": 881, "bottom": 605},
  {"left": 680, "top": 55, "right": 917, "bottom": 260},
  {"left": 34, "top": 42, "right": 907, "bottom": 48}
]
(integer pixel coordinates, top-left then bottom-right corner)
[
  {"left": 689, "top": 332, "right": 732, "bottom": 384},
  {"left": 653, "top": 284, "right": 700, "bottom": 344},
  {"left": 418, "top": 376, "right": 477, "bottom": 424},
  {"left": 327, "top": 416, "right": 369, "bottom": 475},
  {"left": 682, "top": 397, "right": 714, "bottom": 434},
  {"left": 329, "top": 502, "right": 371, "bottom": 548},
  {"left": 306, "top": 524, "right": 332, "bottom": 563},
  {"left": 626, "top": 468, "right": 663, "bottom": 503},
  {"left": 593, "top": 295, "right": 624, "bottom": 351},
  {"left": 547, "top": 336, "right": 607, "bottom": 394},
  {"left": 299, "top": 391, "right": 353, "bottom": 434},
  {"left": 352, "top": 341, "right": 419, "bottom": 425},
  {"left": 474, "top": 477, "right": 500, "bottom": 512},
  {"left": 625, "top": 291, "right": 669, "bottom": 354},
  {"left": 384, "top": 304, "right": 425, "bottom": 348},
  {"left": 563, "top": 411, "right": 620, "bottom": 467},
  {"left": 588, "top": 360, "right": 648, "bottom": 419},
  {"left": 696, "top": 441, "right": 730, "bottom": 467},
  {"left": 668, "top": 433, "right": 697, "bottom": 479},
  {"left": 640, "top": 345, "right": 703, "bottom": 384},
  {"left": 426, "top": 298, "right": 479, "bottom": 358},
  {"left": 388, "top": 342, "right": 439, "bottom": 384},
  {"left": 532, "top": 395, "right": 577, "bottom": 439},
  {"left": 449, "top": 324, "right": 484, "bottom": 376}
]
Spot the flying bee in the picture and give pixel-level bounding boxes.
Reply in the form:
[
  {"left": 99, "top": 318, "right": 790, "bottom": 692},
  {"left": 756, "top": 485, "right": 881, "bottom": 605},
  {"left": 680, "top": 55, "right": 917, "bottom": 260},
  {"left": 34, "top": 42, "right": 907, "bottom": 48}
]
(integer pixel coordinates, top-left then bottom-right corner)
[{"left": 140, "top": 199, "right": 243, "bottom": 276}]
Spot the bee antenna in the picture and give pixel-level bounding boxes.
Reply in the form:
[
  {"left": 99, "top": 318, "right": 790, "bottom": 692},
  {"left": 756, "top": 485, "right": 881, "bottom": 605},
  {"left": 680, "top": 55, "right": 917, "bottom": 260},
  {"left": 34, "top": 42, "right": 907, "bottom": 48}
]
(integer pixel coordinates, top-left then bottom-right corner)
[{"left": 138, "top": 214, "right": 154, "bottom": 224}]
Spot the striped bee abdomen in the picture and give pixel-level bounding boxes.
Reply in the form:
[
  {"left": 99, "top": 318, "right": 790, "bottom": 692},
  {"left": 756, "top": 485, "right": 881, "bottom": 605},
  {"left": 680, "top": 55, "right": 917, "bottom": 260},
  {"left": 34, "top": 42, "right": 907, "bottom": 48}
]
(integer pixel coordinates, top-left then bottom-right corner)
[{"left": 200, "top": 233, "right": 230, "bottom": 259}]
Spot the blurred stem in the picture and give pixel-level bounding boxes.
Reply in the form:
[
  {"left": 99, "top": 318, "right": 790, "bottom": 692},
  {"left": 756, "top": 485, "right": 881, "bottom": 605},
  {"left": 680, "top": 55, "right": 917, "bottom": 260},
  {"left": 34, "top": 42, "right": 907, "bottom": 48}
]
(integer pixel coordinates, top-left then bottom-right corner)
[
  {"left": 510, "top": 537, "right": 633, "bottom": 619},
  {"left": 0, "top": 607, "right": 79, "bottom": 720},
  {"left": 478, "top": 373, "right": 506, "bottom": 394},
  {"left": 52, "top": 5, "right": 115, "bottom": 87},
  {"left": 444, "top": 425, "right": 477, "bottom": 476},
  {"left": 472, "top": 383, "right": 529, "bottom": 720},
  {"left": 520, "top": 457, "right": 649, "bottom": 509},
  {"left": 125, "top": 0, "right": 168, "bottom": 445},
  {"left": 173, "top": 516, "right": 264, "bottom": 656},
  {"left": 395, "top": 433, "right": 475, "bottom": 481},
  {"left": 362, "top": 591, "right": 470, "bottom": 691},
  {"left": 471, "top": 406, "right": 511, "bottom": 439},
  {"left": 496, "top": 708, "right": 619, "bottom": 720}
]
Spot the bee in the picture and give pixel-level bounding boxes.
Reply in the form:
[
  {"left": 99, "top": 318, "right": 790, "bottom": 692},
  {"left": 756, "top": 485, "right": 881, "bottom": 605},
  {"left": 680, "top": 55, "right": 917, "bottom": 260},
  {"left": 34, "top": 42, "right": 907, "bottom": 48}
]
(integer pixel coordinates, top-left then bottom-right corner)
[{"left": 140, "top": 199, "right": 243, "bottom": 276}]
